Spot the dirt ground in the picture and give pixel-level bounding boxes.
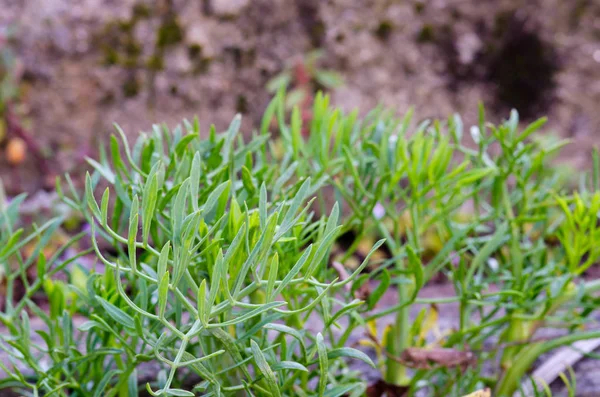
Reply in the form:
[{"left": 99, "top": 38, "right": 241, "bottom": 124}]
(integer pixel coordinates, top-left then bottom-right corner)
[{"left": 1, "top": 0, "right": 600, "bottom": 194}]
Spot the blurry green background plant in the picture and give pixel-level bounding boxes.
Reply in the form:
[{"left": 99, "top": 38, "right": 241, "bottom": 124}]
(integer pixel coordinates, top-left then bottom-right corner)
[{"left": 266, "top": 50, "right": 344, "bottom": 111}]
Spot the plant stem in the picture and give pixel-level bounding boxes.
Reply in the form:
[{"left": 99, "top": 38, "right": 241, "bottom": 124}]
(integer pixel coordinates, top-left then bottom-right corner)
[
  {"left": 372, "top": 218, "right": 410, "bottom": 385},
  {"left": 385, "top": 285, "right": 410, "bottom": 385},
  {"left": 459, "top": 298, "right": 469, "bottom": 332}
]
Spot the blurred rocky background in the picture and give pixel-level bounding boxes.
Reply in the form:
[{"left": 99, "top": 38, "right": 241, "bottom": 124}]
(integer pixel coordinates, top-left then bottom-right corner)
[{"left": 1, "top": 0, "right": 599, "bottom": 193}]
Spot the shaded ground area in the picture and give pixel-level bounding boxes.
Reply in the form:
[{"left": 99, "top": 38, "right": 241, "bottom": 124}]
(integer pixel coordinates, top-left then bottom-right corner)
[{"left": 0, "top": 0, "right": 599, "bottom": 194}]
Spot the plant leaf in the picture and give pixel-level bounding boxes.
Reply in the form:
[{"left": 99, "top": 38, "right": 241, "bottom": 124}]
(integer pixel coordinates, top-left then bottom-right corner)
[
  {"left": 251, "top": 340, "right": 281, "bottom": 397},
  {"left": 96, "top": 297, "right": 135, "bottom": 329}
]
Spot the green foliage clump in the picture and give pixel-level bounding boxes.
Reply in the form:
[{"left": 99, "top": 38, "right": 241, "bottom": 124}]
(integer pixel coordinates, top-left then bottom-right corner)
[{"left": 1, "top": 92, "right": 600, "bottom": 396}]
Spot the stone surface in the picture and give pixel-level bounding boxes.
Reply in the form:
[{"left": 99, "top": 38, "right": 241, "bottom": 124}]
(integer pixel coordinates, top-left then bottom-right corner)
[{"left": 1, "top": 0, "right": 600, "bottom": 194}]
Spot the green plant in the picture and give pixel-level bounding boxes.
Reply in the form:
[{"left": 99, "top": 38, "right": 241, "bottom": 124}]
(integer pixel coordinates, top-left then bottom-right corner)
[
  {"left": 0, "top": 179, "right": 92, "bottom": 394},
  {"left": 265, "top": 92, "right": 600, "bottom": 396},
  {"left": 15, "top": 116, "right": 375, "bottom": 396},
  {"left": 2, "top": 92, "right": 600, "bottom": 396}
]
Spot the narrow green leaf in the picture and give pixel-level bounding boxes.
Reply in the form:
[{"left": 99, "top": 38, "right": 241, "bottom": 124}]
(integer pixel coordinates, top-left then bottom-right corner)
[
  {"left": 314, "top": 70, "right": 344, "bottom": 88},
  {"left": 100, "top": 188, "right": 110, "bottom": 226},
  {"left": 128, "top": 195, "right": 139, "bottom": 272},
  {"left": 264, "top": 322, "right": 305, "bottom": 354},
  {"left": 272, "top": 361, "right": 308, "bottom": 372},
  {"left": 93, "top": 369, "right": 121, "bottom": 397},
  {"left": 233, "top": 313, "right": 280, "bottom": 345},
  {"left": 0, "top": 218, "right": 61, "bottom": 263},
  {"left": 36, "top": 253, "right": 46, "bottom": 281},
  {"left": 208, "top": 328, "right": 251, "bottom": 379},
  {"left": 259, "top": 183, "right": 268, "bottom": 229},
  {"left": 466, "top": 222, "right": 509, "bottom": 283},
  {"left": 213, "top": 301, "right": 286, "bottom": 327},
  {"left": 78, "top": 320, "right": 104, "bottom": 332},
  {"left": 336, "top": 239, "right": 386, "bottom": 288},
  {"left": 282, "top": 178, "right": 311, "bottom": 227},
  {"left": 450, "top": 113, "right": 463, "bottom": 143},
  {"left": 174, "top": 134, "right": 199, "bottom": 157},
  {"left": 114, "top": 123, "right": 146, "bottom": 176},
  {"left": 273, "top": 162, "right": 298, "bottom": 194},
  {"left": 325, "top": 202, "right": 339, "bottom": 236},
  {"left": 406, "top": 246, "right": 424, "bottom": 305},
  {"left": 172, "top": 179, "right": 190, "bottom": 241},
  {"left": 507, "top": 109, "right": 519, "bottom": 140},
  {"left": 209, "top": 251, "right": 224, "bottom": 308},
  {"left": 266, "top": 254, "right": 279, "bottom": 301},
  {"left": 96, "top": 296, "right": 135, "bottom": 329},
  {"left": 327, "top": 347, "right": 375, "bottom": 368},
  {"left": 85, "top": 173, "right": 101, "bottom": 221},
  {"left": 109, "top": 135, "right": 127, "bottom": 174},
  {"left": 260, "top": 94, "right": 279, "bottom": 136},
  {"left": 328, "top": 299, "right": 364, "bottom": 327},
  {"left": 305, "top": 226, "right": 342, "bottom": 279},
  {"left": 233, "top": 214, "right": 277, "bottom": 296},
  {"left": 317, "top": 333, "right": 328, "bottom": 397},
  {"left": 0, "top": 229, "right": 23, "bottom": 259},
  {"left": 158, "top": 271, "right": 170, "bottom": 319},
  {"left": 157, "top": 242, "right": 170, "bottom": 279},
  {"left": 165, "top": 389, "right": 195, "bottom": 397},
  {"left": 142, "top": 171, "right": 158, "bottom": 245},
  {"left": 198, "top": 279, "right": 207, "bottom": 324},
  {"left": 367, "top": 269, "right": 390, "bottom": 310},
  {"left": 456, "top": 168, "right": 495, "bottom": 187},
  {"left": 224, "top": 114, "right": 242, "bottom": 160},
  {"left": 273, "top": 245, "right": 312, "bottom": 297},
  {"left": 290, "top": 106, "right": 303, "bottom": 158},
  {"left": 250, "top": 340, "right": 281, "bottom": 397},
  {"left": 323, "top": 384, "right": 361, "bottom": 397},
  {"left": 190, "top": 152, "right": 201, "bottom": 211},
  {"left": 86, "top": 157, "right": 116, "bottom": 184},
  {"left": 20, "top": 311, "right": 30, "bottom": 351},
  {"left": 128, "top": 370, "right": 139, "bottom": 397},
  {"left": 222, "top": 223, "right": 246, "bottom": 270},
  {"left": 203, "top": 181, "right": 230, "bottom": 215},
  {"left": 515, "top": 116, "right": 547, "bottom": 145},
  {"left": 241, "top": 166, "right": 256, "bottom": 196}
]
